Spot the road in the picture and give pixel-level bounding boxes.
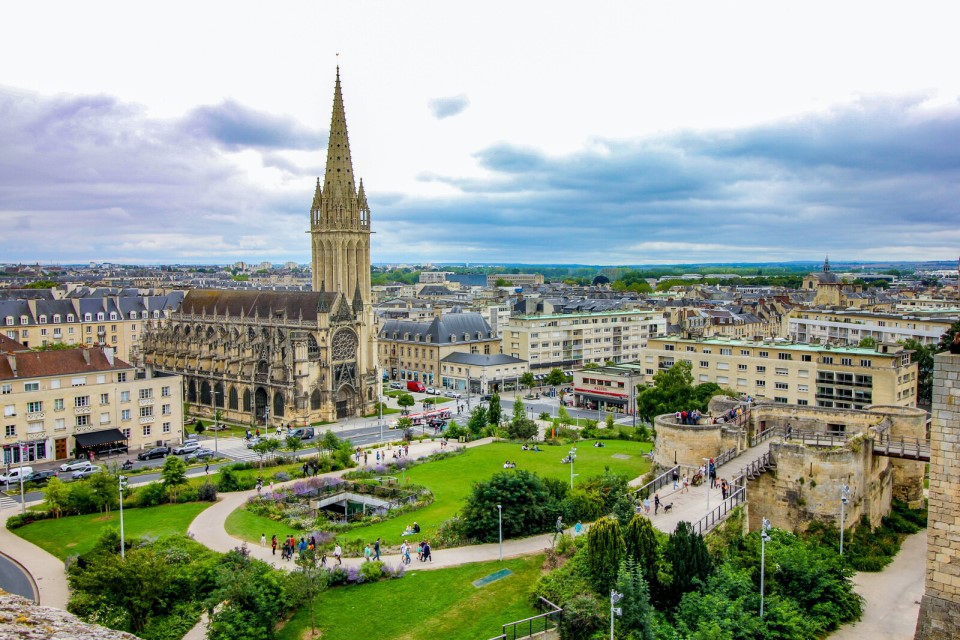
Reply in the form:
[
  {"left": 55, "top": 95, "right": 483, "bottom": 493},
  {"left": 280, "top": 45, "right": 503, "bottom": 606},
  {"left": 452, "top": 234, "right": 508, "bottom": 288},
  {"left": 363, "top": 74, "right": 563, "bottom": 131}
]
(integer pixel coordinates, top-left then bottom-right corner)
[{"left": 0, "top": 551, "right": 38, "bottom": 602}]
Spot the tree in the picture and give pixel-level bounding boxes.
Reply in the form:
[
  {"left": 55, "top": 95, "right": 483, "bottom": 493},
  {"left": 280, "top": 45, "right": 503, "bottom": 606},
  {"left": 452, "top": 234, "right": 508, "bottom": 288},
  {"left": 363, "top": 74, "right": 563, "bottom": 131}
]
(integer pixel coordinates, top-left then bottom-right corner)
[
  {"left": 546, "top": 368, "right": 566, "bottom": 387},
  {"left": 461, "top": 470, "right": 560, "bottom": 541},
  {"left": 87, "top": 470, "right": 119, "bottom": 513},
  {"left": 661, "top": 521, "right": 713, "bottom": 608},
  {"left": 604, "top": 413, "right": 615, "bottom": 429},
  {"left": 936, "top": 320, "right": 960, "bottom": 352},
  {"left": 903, "top": 338, "right": 936, "bottom": 405},
  {"left": 520, "top": 372, "right": 535, "bottom": 390},
  {"left": 194, "top": 420, "right": 206, "bottom": 437},
  {"left": 587, "top": 516, "right": 625, "bottom": 591},
  {"left": 206, "top": 545, "right": 290, "bottom": 640},
  {"left": 615, "top": 558, "right": 655, "bottom": 640},
  {"left": 624, "top": 514, "right": 661, "bottom": 593},
  {"left": 285, "top": 434, "right": 303, "bottom": 458},
  {"left": 487, "top": 393, "right": 502, "bottom": 426},
  {"left": 508, "top": 397, "right": 538, "bottom": 439},
  {"left": 396, "top": 393, "right": 415, "bottom": 415},
  {"left": 857, "top": 336, "right": 878, "bottom": 349},
  {"left": 251, "top": 439, "right": 274, "bottom": 469},
  {"left": 494, "top": 278, "right": 513, "bottom": 287},
  {"left": 161, "top": 455, "right": 188, "bottom": 500},
  {"left": 43, "top": 476, "right": 69, "bottom": 518},
  {"left": 321, "top": 430, "right": 340, "bottom": 456},
  {"left": 291, "top": 549, "right": 329, "bottom": 637},
  {"left": 467, "top": 405, "right": 488, "bottom": 435}
]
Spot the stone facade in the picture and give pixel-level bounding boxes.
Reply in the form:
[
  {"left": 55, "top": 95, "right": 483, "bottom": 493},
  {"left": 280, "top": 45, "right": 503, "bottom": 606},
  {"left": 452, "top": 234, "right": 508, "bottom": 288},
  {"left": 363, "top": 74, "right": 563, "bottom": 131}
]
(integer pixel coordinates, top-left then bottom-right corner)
[
  {"left": 915, "top": 352, "right": 960, "bottom": 639},
  {"left": 652, "top": 415, "right": 744, "bottom": 469},
  {"left": 0, "top": 593, "right": 142, "bottom": 639}
]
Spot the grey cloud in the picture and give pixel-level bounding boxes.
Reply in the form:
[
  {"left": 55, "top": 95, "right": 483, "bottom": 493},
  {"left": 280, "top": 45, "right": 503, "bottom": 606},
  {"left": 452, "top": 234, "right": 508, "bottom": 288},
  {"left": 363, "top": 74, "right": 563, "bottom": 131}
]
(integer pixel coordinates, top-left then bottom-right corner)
[
  {"left": 428, "top": 94, "right": 470, "bottom": 119},
  {"left": 182, "top": 100, "right": 325, "bottom": 150}
]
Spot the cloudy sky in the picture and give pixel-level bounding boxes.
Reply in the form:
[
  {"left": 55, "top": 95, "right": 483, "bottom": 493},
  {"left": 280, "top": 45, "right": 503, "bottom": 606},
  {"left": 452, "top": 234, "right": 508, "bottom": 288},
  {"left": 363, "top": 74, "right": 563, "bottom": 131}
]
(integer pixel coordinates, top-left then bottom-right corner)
[{"left": 2, "top": 1, "right": 959, "bottom": 266}]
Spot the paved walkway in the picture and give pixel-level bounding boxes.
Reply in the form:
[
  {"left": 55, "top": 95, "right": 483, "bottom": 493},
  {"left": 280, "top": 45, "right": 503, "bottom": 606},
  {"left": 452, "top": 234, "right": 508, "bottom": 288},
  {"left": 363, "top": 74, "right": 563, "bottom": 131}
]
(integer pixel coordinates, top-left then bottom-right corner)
[{"left": 0, "top": 506, "right": 69, "bottom": 609}]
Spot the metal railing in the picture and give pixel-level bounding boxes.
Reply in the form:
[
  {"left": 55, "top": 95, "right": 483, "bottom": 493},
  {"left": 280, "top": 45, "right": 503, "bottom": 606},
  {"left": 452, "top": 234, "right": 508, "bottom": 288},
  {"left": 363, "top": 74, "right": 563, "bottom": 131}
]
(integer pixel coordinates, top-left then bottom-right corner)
[
  {"left": 749, "top": 425, "right": 781, "bottom": 447},
  {"left": 714, "top": 446, "right": 739, "bottom": 468},
  {"left": 691, "top": 486, "right": 746, "bottom": 536},
  {"left": 631, "top": 465, "right": 679, "bottom": 499},
  {"left": 873, "top": 434, "right": 931, "bottom": 460},
  {"left": 493, "top": 597, "right": 562, "bottom": 640},
  {"left": 733, "top": 450, "right": 773, "bottom": 485},
  {"left": 783, "top": 428, "right": 849, "bottom": 448}
]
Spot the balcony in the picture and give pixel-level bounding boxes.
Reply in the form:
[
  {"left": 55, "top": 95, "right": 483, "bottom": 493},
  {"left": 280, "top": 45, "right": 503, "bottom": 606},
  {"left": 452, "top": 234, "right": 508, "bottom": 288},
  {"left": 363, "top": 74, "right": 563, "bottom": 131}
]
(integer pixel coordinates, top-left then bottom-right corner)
[
  {"left": 74, "top": 406, "right": 91, "bottom": 415},
  {"left": 138, "top": 397, "right": 154, "bottom": 406},
  {"left": 26, "top": 411, "right": 45, "bottom": 420},
  {"left": 139, "top": 416, "right": 155, "bottom": 424}
]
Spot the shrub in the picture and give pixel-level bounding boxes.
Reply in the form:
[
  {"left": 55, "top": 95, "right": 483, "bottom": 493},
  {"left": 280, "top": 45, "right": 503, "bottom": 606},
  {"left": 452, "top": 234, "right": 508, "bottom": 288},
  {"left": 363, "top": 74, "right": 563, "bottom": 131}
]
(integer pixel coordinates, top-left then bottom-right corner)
[
  {"left": 134, "top": 482, "right": 167, "bottom": 508},
  {"left": 197, "top": 482, "right": 218, "bottom": 502},
  {"left": 360, "top": 560, "right": 385, "bottom": 583},
  {"left": 587, "top": 516, "right": 625, "bottom": 591},
  {"left": 5, "top": 510, "right": 55, "bottom": 529},
  {"left": 559, "top": 592, "right": 605, "bottom": 640},
  {"left": 562, "top": 489, "right": 605, "bottom": 523},
  {"left": 216, "top": 467, "right": 243, "bottom": 492},
  {"left": 273, "top": 471, "right": 291, "bottom": 482},
  {"left": 461, "top": 469, "right": 561, "bottom": 542}
]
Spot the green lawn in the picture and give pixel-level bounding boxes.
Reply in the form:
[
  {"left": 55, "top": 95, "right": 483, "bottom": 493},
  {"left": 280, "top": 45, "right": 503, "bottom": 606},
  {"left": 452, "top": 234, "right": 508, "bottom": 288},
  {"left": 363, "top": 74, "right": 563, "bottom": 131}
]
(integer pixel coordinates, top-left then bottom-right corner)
[
  {"left": 226, "top": 439, "right": 650, "bottom": 549},
  {"left": 277, "top": 555, "right": 543, "bottom": 640},
  {"left": 14, "top": 501, "right": 214, "bottom": 560}
]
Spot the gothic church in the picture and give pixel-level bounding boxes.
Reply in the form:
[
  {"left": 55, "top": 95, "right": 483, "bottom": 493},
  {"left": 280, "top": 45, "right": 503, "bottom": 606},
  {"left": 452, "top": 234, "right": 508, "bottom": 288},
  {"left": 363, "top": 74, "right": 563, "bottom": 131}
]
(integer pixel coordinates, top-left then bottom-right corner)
[{"left": 142, "top": 69, "right": 378, "bottom": 425}]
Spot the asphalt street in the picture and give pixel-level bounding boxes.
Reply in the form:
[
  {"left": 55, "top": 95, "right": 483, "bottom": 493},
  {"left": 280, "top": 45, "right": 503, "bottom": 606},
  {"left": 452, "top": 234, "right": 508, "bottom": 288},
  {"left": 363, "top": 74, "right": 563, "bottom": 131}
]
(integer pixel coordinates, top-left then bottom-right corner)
[{"left": 0, "top": 551, "right": 37, "bottom": 601}]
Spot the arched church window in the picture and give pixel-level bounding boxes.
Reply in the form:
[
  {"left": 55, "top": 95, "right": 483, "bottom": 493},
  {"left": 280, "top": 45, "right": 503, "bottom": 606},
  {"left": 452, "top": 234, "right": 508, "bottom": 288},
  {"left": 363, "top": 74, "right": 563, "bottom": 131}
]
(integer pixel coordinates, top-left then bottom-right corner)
[{"left": 307, "top": 334, "right": 320, "bottom": 360}]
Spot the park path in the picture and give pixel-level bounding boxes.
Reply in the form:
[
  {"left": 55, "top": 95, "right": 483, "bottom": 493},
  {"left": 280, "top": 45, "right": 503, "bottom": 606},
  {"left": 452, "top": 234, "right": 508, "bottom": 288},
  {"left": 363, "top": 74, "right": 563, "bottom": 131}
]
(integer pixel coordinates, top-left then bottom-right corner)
[{"left": 0, "top": 505, "right": 69, "bottom": 609}]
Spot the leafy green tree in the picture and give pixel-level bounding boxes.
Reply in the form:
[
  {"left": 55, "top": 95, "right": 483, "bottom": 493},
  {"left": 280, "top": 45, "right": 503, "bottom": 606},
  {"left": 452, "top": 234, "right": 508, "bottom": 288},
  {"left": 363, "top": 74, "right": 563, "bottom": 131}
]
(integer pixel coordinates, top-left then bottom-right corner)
[
  {"left": 285, "top": 434, "right": 303, "bottom": 457},
  {"left": 520, "top": 372, "right": 535, "bottom": 390},
  {"left": 936, "top": 320, "right": 960, "bottom": 352},
  {"left": 662, "top": 521, "right": 713, "bottom": 608},
  {"left": 251, "top": 440, "right": 273, "bottom": 469},
  {"left": 43, "top": 476, "right": 70, "bottom": 518},
  {"left": 207, "top": 545, "right": 290, "bottom": 640},
  {"left": 161, "top": 455, "right": 188, "bottom": 488},
  {"left": 635, "top": 361, "right": 731, "bottom": 422},
  {"left": 604, "top": 413, "right": 615, "bottom": 429},
  {"left": 624, "top": 514, "right": 661, "bottom": 594},
  {"left": 615, "top": 558, "right": 656, "bottom": 640},
  {"left": 557, "top": 405, "right": 573, "bottom": 427},
  {"left": 487, "top": 393, "right": 502, "bottom": 426},
  {"left": 461, "top": 470, "right": 560, "bottom": 542},
  {"left": 494, "top": 278, "right": 513, "bottom": 287},
  {"left": 194, "top": 420, "right": 206, "bottom": 436},
  {"left": 587, "top": 516, "right": 625, "bottom": 591},
  {"left": 546, "top": 368, "right": 566, "bottom": 387},
  {"left": 857, "top": 336, "right": 878, "bottom": 349},
  {"left": 321, "top": 430, "right": 340, "bottom": 456},
  {"left": 291, "top": 549, "right": 329, "bottom": 637},
  {"left": 396, "top": 392, "right": 415, "bottom": 414},
  {"left": 467, "top": 406, "right": 488, "bottom": 434},
  {"left": 903, "top": 338, "right": 935, "bottom": 405},
  {"left": 87, "top": 470, "right": 119, "bottom": 513}
]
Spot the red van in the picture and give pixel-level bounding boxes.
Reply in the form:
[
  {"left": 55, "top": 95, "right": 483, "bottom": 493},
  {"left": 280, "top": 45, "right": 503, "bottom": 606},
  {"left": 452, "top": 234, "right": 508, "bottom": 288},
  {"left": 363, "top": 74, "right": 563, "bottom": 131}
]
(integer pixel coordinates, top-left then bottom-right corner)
[{"left": 406, "top": 381, "right": 426, "bottom": 393}]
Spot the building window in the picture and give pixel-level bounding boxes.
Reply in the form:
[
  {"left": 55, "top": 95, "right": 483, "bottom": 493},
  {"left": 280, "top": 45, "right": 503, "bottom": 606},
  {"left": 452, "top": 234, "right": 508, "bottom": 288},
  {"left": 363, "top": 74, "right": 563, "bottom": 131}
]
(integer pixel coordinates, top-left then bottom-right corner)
[
  {"left": 162, "top": 404, "right": 171, "bottom": 415},
  {"left": 72, "top": 377, "right": 86, "bottom": 387},
  {"left": 54, "top": 398, "right": 64, "bottom": 410},
  {"left": 100, "top": 412, "right": 110, "bottom": 424},
  {"left": 720, "top": 348, "right": 732, "bottom": 355},
  {"left": 100, "top": 393, "right": 110, "bottom": 404},
  {"left": 738, "top": 364, "right": 747, "bottom": 371},
  {"left": 55, "top": 418, "right": 65, "bottom": 430},
  {"left": 756, "top": 380, "right": 766, "bottom": 387},
  {"left": 860, "top": 359, "right": 872, "bottom": 367},
  {"left": 76, "top": 415, "right": 89, "bottom": 427},
  {"left": 4, "top": 425, "right": 15, "bottom": 437},
  {"left": 1, "top": 384, "right": 11, "bottom": 394},
  {"left": 139, "top": 388, "right": 153, "bottom": 400},
  {"left": 117, "top": 372, "right": 127, "bottom": 382},
  {"left": 775, "top": 368, "right": 788, "bottom": 376},
  {"left": 143, "top": 425, "right": 152, "bottom": 437},
  {"left": 759, "top": 351, "right": 769, "bottom": 358},
  {"left": 161, "top": 386, "right": 171, "bottom": 397},
  {"left": 841, "top": 358, "right": 853, "bottom": 366},
  {"left": 24, "top": 382, "right": 39, "bottom": 392},
  {"left": 121, "top": 409, "right": 131, "bottom": 420},
  {"left": 140, "top": 406, "right": 153, "bottom": 418},
  {"left": 775, "top": 382, "right": 789, "bottom": 390},
  {"left": 700, "top": 361, "right": 709, "bottom": 368},
  {"left": 822, "top": 356, "right": 833, "bottom": 364},
  {"left": 798, "top": 385, "right": 809, "bottom": 393},
  {"left": 3, "top": 405, "right": 14, "bottom": 417},
  {"left": 756, "top": 366, "right": 766, "bottom": 373},
  {"left": 122, "top": 428, "right": 131, "bottom": 439},
  {"left": 664, "top": 344, "right": 675, "bottom": 351},
  {"left": 162, "top": 422, "right": 171, "bottom": 433},
  {"left": 774, "top": 396, "right": 788, "bottom": 403},
  {"left": 120, "top": 391, "right": 130, "bottom": 402},
  {"left": 802, "top": 355, "right": 812, "bottom": 362},
  {"left": 778, "top": 353, "right": 792, "bottom": 360},
  {"left": 798, "top": 399, "right": 809, "bottom": 406},
  {"left": 27, "top": 401, "right": 42, "bottom": 413},
  {"left": 75, "top": 396, "right": 89, "bottom": 408}
]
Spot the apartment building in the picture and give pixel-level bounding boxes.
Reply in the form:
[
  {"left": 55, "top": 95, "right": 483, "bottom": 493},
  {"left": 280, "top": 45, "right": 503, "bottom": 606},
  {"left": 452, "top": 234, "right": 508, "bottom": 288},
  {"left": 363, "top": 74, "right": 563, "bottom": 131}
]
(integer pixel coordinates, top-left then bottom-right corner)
[
  {"left": 571, "top": 363, "right": 645, "bottom": 413},
  {"left": 1, "top": 336, "right": 184, "bottom": 464},
  {"left": 786, "top": 308, "right": 958, "bottom": 346},
  {"left": 378, "top": 313, "right": 501, "bottom": 387},
  {"left": 643, "top": 336, "right": 917, "bottom": 409},
  {"left": 505, "top": 309, "right": 668, "bottom": 372},
  {"left": 439, "top": 353, "right": 528, "bottom": 394},
  {"left": 486, "top": 273, "right": 544, "bottom": 288},
  {"left": 0, "top": 293, "right": 183, "bottom": 364}
]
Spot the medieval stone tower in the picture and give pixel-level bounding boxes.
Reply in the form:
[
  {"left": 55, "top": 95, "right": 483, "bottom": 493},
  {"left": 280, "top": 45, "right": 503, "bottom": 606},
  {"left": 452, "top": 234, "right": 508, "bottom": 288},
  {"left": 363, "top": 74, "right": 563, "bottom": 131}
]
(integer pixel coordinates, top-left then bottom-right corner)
[{"left": 310, "top": 67, "right": 371, "bottom": 305}]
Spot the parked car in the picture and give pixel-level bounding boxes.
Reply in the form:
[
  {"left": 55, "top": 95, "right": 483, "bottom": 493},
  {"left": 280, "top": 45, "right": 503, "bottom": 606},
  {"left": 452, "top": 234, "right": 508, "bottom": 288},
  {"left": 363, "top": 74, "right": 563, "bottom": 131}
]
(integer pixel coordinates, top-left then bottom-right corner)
[
  {"left": 72, "top": 465, "right": 102, "bottom": 480},
  {"left": 185, "top": 448, "right": 215, "bottom": 462},
  {"left": 245, "top": 437, "right": 263, "bottom": 449},
  {"left": 286, "top": 427, "right": 316, "bottom": 440},
  {"left": 443, "top": 390, "right": 462, "bottom": 399},
  {"left": 27, "top": 469, "right": 59, "bottom": 484},
  {"left": 389, "top": 381, "right": 403, "bottom": 390},
  {"left": 406, "top": 381, "right": 426, "bottom": 393},
  {"left": 0, "top": 466, "right": 35, "bottom": 484},
  {"left": 480, "top": 394, "right": 493, "bottom": 402},
  {"left": 137, "top": 446, "right": 171, "bottom": 460},
  {"left": 425, "top": 387, "right": 440, "bottom": 395},
  {"left": 60, "top": 459, "right": 93, "bottom": 473},
  {"left": 173, "top": 441, "right": 202, "bottom": 455}
]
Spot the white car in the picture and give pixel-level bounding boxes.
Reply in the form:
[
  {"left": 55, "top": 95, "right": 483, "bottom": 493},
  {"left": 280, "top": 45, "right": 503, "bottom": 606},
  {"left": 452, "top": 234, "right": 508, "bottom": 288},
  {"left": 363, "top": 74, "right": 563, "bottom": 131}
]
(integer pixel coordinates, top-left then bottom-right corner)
[
  {"left": 425, "top": 387, "right": 440, "bottom": 395},
  {"left": 443, "top": 390, "right": 462, "bottom": 399},
  {"left": 60, "top": 459, "right": 93, "bottom": 473},
  {"left": 173, "top": 441, "right": 202, "bottom": 455},
  {"left": 72, "top": 465, "right": 102, "bottom": 480}
]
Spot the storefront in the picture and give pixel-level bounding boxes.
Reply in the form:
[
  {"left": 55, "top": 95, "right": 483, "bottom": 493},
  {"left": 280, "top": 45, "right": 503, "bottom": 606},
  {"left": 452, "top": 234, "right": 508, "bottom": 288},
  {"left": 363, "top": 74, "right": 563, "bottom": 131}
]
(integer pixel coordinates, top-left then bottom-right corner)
[
  {"left": 2, "top": 440, "right": 47, "bottom": 465},
  {"left": 73, "top": 428, "right": 128, "bottom": 459}
]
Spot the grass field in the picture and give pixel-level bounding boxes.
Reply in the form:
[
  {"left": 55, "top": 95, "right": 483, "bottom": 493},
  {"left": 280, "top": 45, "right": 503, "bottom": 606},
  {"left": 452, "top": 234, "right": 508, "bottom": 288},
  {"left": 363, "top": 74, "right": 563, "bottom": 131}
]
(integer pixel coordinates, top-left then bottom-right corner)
[
  {"left": 277, "top": 555, "right": 543, "bottom": 640},
  {"left": 14, "top": 501, "right": 214, "bottom": 560},
  {"left": 226, "top": 439, "right": 651, "bottom": 548}
]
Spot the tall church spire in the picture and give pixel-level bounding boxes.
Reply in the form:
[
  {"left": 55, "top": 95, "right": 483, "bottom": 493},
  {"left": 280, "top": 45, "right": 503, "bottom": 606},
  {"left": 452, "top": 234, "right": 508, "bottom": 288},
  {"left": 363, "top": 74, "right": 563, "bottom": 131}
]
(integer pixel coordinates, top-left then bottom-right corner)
[{"left": 323, "top": 66, "right": 357, "bottom": 200}]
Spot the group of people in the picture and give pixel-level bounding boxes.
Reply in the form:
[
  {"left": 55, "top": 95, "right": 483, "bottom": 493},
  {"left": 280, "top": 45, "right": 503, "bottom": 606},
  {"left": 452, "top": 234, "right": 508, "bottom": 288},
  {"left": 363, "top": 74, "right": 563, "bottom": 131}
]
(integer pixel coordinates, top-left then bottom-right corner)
[
  {"left": 520, "top": 443, "right": 541, "bottom": 452},
  {"left": 354, "top": 444, "right": 411, "bottom": 466},
  {"left": 674, "top": 409, "right": 703, "bottom": 425},
  {"left": 502, "top": 460, "right": 517, "bottom": 468},
  {"left": 639, "top": 493, "right": 667, "bottom": 515},
  {"left": 272, "top": 533, "right": 335, "bottom": 564}
]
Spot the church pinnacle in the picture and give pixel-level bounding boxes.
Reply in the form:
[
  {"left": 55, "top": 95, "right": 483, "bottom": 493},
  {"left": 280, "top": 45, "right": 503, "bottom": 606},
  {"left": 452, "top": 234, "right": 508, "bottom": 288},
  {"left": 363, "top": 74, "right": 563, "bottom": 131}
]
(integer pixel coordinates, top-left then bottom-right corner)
[{"left": 323, "top": 66, "right": 357, "bottom": 199}]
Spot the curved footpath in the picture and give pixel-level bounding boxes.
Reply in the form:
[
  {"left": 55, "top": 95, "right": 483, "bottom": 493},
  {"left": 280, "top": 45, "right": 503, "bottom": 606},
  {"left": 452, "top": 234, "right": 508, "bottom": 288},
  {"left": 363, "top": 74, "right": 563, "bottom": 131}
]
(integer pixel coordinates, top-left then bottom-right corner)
[{"left": 0, "top": 507, "right": 69, "bottom": 609}]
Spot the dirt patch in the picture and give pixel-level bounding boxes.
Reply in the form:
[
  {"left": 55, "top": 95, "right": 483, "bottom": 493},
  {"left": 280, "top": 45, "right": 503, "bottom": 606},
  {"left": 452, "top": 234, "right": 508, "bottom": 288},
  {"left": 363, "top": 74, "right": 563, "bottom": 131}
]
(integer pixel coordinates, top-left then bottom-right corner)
[
  {"left": 299, "top": 629, "right": 322, "bottom": 639},
  {"left": 91, "top": 516, "right": 114, "bottom": 523},
  {"left": 611, "top": 454, "right": 631, "bottom": 460},
  {"left": 66, "top": 542, "right": 77, "bottom": 548}
]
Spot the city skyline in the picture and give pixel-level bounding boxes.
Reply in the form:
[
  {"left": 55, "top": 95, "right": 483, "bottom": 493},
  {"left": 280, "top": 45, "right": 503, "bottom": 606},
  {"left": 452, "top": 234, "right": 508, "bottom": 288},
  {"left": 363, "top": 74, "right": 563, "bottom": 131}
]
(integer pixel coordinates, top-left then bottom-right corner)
[{"left": 1, "top": 1, "right": 958, "bottom": 265}]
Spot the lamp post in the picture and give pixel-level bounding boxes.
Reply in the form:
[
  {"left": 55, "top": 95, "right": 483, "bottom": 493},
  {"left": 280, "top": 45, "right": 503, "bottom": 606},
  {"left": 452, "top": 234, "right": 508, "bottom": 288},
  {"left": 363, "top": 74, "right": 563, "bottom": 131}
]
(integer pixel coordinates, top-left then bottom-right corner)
[
  {"left": 497, "top": 504, "right": 503, "bottom": 562},
  {"left": 760, "top": 517, "right": 771, "bottom": 617},
  {"left": 213, "top": 390, "right": 221, "bottom": 457},
  {"left": 839, "top": 484, "right": 851, "bottom": 555},
  {"left": 610, "top": 589, "right": 624, "bottom": 640},
  {"left": 569, "top": 447, "right": 578, "bottom": 489},
  {"left": 18, "top": 442, "right": 26, "bottom": 516},
  {"left": 118, "top": 474, "right": 128, "bottom": 560}
]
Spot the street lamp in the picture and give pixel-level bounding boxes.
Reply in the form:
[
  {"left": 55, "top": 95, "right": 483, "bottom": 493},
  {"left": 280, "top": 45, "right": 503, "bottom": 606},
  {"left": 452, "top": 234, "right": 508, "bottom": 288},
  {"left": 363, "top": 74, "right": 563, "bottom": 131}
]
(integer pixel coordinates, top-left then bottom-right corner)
[
  {"left": 118, "top": 474, "right": 128, "bottom": 560},
  {"left": 839, "top": 484, "right": 851, "bottom": 555},
  {"left": 760, "top": 517, "right": 772, "bottom": 618},
  {"left": 497, "top": 504, "right": 503, "bottom": 562},
  {"left": 569, "top": 447, "right": 578, "bottom": 489},
  {"left": 610, "top": 589, "right": 624, "bottom": 640},
  {"left": 213, "top": 390, "right": 222, "bottom": 457}
]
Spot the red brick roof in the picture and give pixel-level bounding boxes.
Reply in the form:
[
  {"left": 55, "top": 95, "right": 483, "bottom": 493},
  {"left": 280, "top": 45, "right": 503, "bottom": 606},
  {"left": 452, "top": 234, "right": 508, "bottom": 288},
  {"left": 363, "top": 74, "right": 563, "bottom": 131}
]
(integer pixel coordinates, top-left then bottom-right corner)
[
  {"left": 0, "top": 334, "right": 27, "bottom": 353},
  {"left": 0, "top": 347, "right": 132, "bottom": 381}
]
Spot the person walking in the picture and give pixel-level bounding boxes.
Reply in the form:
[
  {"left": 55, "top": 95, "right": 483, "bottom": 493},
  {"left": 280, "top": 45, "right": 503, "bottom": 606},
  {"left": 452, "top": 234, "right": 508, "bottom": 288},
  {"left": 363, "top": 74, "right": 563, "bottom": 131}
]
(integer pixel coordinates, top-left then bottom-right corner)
[
  {"left": 364, "top": 543, "right": 372, "bottom": 562},
  {"left": 574, "top": 520, "right": 583, "bottom": 537},
  {"left": 654, "top": 493, "right": 662, "bottom": 515},
  {"left": 682, "top": 474, "right": 689, "bottom": 494},
  {"left": 374, "top": 538, "right": 381, "bottom": 561},
  {"left": 334, "top": 543, "right": 342, "bottom": 565},
  {"left": 400, "top": 541, "right": 409, "bottom": 565},
  {"left": 260, "top": 533, "right": 266, "bottom": 547},
  {"left": 643, "top": 496, "right": 651, "bottom": 514},
  {"left": 204, "top": 463, "right": 209, "bottom": 475},
  {"left": 271, "top": 534, "right": 277, "bottom": 555},
  {"left": 672, "top": 468, "right": 679, "bottom": 490}
]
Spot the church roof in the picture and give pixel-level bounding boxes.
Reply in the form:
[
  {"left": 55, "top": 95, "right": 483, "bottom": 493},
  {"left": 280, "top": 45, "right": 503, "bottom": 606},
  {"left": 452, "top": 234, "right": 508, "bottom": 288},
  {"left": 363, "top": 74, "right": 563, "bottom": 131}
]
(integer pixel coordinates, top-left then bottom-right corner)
[
  {"left": 379, "top": 313, "right": 495, "bottom": 343},
  {"left": 180, "top": 290, "right": 338, "bottom": 321}
]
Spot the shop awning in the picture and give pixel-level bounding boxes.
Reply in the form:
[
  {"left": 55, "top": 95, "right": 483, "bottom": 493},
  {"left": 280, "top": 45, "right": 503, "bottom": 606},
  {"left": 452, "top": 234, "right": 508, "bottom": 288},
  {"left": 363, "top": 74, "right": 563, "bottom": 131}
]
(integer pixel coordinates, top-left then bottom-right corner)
[
  {"left": 74, "top": 429, "right": 128, "bottom": 448},
  {"left": 574, "top": 388, "right": 627, "bottom": 398}
]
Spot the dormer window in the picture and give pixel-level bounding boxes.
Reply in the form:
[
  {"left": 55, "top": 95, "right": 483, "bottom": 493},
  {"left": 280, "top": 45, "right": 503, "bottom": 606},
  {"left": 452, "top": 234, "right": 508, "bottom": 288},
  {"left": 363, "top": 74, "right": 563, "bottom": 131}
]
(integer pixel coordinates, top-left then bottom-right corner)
[
  {"left": 110, "top": 312, "right": 118, "bottom": 320},
  {"left": 84, "top": 313, "right": 92, "bottom": 321},
  {"left": 130, "top": 312, "right": 137, "bottom": 319},
  {"left": 463, "top": 333, "right": 469, "bottom": 341},
  {"left": 4, "top": 317, "right": 12, "bottom": 326},
  {"left": 39, "top": 315, "right": 47, "bottom": 324},
  {"left": 151, "top": 311, "right": 157, "bottom": 319},
  {"left": 67, "top": 314, "right": 75, "bottom": 322},
  {"left": 450, "top": 334, "right": 457, "bottom": 342},
  {"left": 53, "top": 315, "right": 61, "bottom": 323},
  {"left": 97, "top": 312, "right": 105, "bottom": 321},
  {"left": 20, "top": 316, "right": 28, "bottom": 325}
]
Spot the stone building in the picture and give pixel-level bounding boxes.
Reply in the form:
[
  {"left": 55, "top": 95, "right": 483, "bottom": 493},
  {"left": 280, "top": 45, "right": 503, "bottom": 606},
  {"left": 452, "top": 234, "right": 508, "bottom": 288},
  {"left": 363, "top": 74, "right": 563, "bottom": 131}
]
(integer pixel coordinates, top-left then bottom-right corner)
[{"left": 142, "top": 69, "right": 378, "bottom": 426}]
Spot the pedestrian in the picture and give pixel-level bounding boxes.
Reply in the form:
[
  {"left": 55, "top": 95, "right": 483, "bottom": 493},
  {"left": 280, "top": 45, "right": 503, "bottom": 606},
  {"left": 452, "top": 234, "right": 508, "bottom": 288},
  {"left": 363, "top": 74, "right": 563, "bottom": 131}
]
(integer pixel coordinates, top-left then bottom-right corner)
[
  {"left": 334, "top": 543, "right": 342, "bottom": 565},
  {"left": 320, "top": 552, "right": 327, "bottom": 566},
  {"left": 271, "top": 534, "right": 277, "bottom": 555},
  {"left": 204, "top": 463, "right": 209, "bottom": 475},
  {"left": 364, "top": 543, "right": 372, "bottom": 562},
  {"left": 643, "top": 496, "right": 651, "bottom": 514},
  {"left": 260, "top": 532, "right": 266, "bottom": 547},
  {"left": 654, "top": 493, "right": 662, "bottom": 515},
  {"left": 682, "top": 474, "right": 689, "bottom": 494},
  {"left": 721, "top": 479, "right": 728, "bottom": 500},
  {"left": 574, "top": 520, "right": 583, "bottom": 537},
  {"left": 422, "top": 541, "right": 432, "bottom": 562},
  {"left": 404, "top": 444, "right": 409, "bottom": 456},
  {"left": 364, "top": 452, "right": 368, "bottom": 465},
  {"left": 299, "top": 537, "right": 307, "bottom": 554},
  {"left": 553, "top": 516, "right": 564, "bottom": 542},
  {"left": 374, "top": 537, "right": 381, "bottom": 561},
  {"left": 672, "top": 468, "right": 679, "bottom": 490}
]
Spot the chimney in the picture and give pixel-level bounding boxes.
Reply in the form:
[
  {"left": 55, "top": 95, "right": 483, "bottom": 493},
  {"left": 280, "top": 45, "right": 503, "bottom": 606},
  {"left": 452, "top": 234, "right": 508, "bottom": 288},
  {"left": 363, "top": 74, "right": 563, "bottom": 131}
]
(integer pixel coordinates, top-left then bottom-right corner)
[
  {"left": 82, "top": 348, "right": 91, "bottom": 365},
  {"left": 104, "top": 346, "right": 115, "bottom": 366},
  {"left": 6, "top": 355, "right": 16, "bottom": 378}
]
